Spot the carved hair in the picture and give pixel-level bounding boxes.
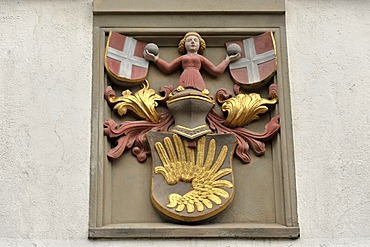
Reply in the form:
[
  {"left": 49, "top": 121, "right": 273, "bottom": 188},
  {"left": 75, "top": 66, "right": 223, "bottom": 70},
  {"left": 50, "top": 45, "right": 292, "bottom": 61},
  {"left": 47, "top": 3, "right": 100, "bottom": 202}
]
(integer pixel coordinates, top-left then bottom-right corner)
[{"left": 178, "top": 32, "right": 206, "bottom": 55}]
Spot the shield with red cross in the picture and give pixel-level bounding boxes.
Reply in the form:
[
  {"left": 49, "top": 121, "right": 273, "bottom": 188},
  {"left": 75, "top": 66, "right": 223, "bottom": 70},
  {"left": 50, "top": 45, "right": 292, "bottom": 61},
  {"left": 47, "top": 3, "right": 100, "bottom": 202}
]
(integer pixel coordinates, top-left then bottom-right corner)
[
  {"left": 105, "top": 32, "right": 149, "bottom": 83},
  {"left": 226, "top": 32, "right": 277, "bottom": 88}
]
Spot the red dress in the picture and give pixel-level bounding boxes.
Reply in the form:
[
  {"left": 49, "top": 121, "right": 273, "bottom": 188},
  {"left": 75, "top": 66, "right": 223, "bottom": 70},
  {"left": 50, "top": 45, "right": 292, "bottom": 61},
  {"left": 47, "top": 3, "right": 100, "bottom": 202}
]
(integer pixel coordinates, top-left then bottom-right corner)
[{"left": 155, "top": 54, "right": 229, "bottom": 92}]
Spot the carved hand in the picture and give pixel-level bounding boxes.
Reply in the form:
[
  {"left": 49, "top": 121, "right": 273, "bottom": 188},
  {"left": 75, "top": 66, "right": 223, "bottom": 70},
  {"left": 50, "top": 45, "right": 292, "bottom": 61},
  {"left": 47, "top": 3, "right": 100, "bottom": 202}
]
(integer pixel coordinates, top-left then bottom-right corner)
[
  {"left": 143, "top": 49, "right": 159, "bottom": 62},
  {"left": 226, "top": 52, "right": 241, "bottom": 63}
]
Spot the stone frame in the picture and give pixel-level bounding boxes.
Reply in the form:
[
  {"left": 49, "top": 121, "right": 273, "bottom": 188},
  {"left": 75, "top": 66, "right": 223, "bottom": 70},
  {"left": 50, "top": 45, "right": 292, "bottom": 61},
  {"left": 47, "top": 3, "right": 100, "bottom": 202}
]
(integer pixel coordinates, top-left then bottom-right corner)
[{"left": 89, "top": 0, "right": 299, "bottom": 239}]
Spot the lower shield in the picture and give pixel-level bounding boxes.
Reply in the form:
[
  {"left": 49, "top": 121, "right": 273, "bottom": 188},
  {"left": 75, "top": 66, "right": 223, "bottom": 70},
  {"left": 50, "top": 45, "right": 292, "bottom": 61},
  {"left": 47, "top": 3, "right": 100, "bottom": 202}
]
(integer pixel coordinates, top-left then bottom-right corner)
[{"left": 147, "top": 131, "right": 237, "bottom": 223}]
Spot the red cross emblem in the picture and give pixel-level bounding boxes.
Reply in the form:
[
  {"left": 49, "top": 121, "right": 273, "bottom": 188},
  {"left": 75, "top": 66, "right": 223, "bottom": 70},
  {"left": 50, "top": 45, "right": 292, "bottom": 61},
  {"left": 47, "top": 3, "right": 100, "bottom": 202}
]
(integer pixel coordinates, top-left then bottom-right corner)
[
  {"left": 227, "top": 32, "right": 277, "bottom": 88},
  {"left": 105, "top": 32, "right": 149, "bottom": 83}
]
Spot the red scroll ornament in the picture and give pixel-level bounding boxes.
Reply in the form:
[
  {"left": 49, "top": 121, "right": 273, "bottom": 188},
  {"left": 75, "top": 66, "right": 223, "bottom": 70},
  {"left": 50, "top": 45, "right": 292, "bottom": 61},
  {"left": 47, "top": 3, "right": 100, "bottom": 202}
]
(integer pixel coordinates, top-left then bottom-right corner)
[
  {"left": 104, "top": 110, "right": 173, "bottom": 162},
  {"left": 207, "top": 109, "right": 280, "bottom": 164}
]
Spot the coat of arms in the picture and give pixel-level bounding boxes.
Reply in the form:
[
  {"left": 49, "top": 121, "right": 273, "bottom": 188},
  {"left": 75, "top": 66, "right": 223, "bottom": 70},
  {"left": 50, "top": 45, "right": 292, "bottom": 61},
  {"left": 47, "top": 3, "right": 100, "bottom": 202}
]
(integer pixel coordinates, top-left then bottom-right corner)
[
  {"left": 105, "top": 32, "right": 149, "bottom": 83},
  {"left": 103, "top": 31, "right": 280, "bottom": 223}
]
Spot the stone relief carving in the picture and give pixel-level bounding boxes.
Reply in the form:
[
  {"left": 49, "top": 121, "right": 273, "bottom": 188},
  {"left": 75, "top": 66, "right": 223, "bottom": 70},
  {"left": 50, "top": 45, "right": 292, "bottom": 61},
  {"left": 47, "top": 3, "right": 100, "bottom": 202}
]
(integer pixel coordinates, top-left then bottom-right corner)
[{"left": 103, "top": 31, "right": 279, "bottom": 222}]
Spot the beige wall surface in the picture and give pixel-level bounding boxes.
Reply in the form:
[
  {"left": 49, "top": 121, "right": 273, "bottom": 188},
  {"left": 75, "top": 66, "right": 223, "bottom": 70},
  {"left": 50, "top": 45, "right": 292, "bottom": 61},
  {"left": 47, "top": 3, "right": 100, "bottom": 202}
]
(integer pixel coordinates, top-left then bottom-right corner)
[
  {"left": 0, "top": 0, "right": 370, "bottom": 246},
  {"left": 93, "top": 0, "right": 285, "bottom": 13}
]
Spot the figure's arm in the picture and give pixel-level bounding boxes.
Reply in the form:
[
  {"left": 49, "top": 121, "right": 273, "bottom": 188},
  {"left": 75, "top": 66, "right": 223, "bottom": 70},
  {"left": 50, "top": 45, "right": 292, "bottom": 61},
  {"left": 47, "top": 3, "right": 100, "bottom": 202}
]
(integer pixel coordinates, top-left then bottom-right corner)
[
  {"left": 201, "top": 57, "right": 229, "bottom": 77},
  {"left": 143, "top": 49, "right": 182, "bottom": 74},
  {"left": 144, "top": 49, "right": 182, "bottom": 74},
  {"left": 155, "top": 57, "right": 182, "bottom": 74},
  {"left": 201, "top": 53, "right": 240, "bottom": 77}
]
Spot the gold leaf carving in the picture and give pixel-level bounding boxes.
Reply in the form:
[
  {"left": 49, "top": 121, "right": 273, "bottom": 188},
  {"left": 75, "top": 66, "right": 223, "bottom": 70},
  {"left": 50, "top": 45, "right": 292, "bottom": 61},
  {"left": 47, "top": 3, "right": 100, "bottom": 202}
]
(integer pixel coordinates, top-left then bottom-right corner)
[
  {"left": 154, "top": 134, "right": 233, "bottom": 213},
  {"left": 106, "top": 80, "right": 165, "bottom": 123},
  {"left": 221, "top": 93, "right": 278, "bottom": 127}
]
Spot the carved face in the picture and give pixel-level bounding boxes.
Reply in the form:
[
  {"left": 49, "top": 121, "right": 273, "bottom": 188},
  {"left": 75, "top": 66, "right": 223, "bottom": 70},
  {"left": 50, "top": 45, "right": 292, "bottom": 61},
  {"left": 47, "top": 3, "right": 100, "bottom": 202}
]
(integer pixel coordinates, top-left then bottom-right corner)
[{"left": 185, "top": 35, "right": 200, "bottom": 54}]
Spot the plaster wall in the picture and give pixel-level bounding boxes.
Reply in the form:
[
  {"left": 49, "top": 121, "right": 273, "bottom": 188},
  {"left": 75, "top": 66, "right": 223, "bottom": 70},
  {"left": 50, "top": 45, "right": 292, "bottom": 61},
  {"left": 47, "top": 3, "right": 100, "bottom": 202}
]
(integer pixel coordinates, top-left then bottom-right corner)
[{"left": 0, "top": 0, "right": 369, "bottom": 246}]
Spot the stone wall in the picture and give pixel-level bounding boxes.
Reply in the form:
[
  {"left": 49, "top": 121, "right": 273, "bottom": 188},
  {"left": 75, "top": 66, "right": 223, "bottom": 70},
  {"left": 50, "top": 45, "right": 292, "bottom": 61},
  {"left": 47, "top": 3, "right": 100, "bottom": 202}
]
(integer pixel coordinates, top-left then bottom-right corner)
[{"left": 0, "top": 0, "right": 369, "bottom": 246}]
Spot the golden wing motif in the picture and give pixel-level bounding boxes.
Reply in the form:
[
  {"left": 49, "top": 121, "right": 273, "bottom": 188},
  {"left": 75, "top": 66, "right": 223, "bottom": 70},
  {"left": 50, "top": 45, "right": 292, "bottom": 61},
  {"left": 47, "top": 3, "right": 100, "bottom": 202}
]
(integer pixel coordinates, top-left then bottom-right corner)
[
  {"left": 105, "top": 80, "right": 165, "bottom": 123},
  {"left": 154, "top": 134, "right": 233, "bottom": 213},
  {"left": 220, "top": 93, "right": 277, "bottom": 127}
]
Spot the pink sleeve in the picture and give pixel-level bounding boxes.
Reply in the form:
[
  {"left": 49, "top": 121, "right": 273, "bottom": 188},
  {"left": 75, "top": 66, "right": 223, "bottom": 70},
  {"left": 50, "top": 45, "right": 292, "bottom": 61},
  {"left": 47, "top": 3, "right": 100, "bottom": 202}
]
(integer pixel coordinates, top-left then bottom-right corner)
[
  {"left": 155, "top": 56, "right": 182, "bottom": 74},
  {"left": 201, "top": 56, "right": 229, "bottom": 77}
]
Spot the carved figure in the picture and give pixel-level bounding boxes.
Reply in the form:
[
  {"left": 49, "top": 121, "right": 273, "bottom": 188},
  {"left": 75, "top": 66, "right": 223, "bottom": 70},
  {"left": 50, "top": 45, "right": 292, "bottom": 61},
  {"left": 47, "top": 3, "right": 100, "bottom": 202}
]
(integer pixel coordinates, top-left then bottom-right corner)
[{"left": 144, "top": 32, "right": 240, "bottom": 94}]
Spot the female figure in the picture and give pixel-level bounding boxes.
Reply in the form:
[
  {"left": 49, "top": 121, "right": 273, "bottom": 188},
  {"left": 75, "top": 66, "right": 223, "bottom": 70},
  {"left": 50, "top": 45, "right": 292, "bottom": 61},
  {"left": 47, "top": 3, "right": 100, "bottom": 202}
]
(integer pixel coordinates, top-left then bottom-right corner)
[{"left": 144, "top": 32, "right": 240, "bottom": 94}]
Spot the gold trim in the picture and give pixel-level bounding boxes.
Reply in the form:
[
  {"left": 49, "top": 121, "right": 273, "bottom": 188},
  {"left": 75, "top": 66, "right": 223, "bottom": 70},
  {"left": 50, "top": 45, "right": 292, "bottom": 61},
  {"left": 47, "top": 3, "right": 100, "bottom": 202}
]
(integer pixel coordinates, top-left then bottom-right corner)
[
  {"left": 166, "top": 94, "right": 215, "bottom": 105},
  {"left": 271, "top": 31, "right": 278, "bottom": 72},
  {"left": 202, "top": 89, "right": 209, "bottom": 95},
  {"left": 175, "top": 86, "right": 185, "bottom": 92},
  {"left": 171, "top": 129, "right": 212, "bottom": 139},
  {"left": 170, "top": 124, "right": 212, "bottom": 139},
  {"left": 173, "top": 124, "right": 209, "bottom": 131},
  {"left": 104, "top": 31, "right": 147, "bottom": 84}
]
